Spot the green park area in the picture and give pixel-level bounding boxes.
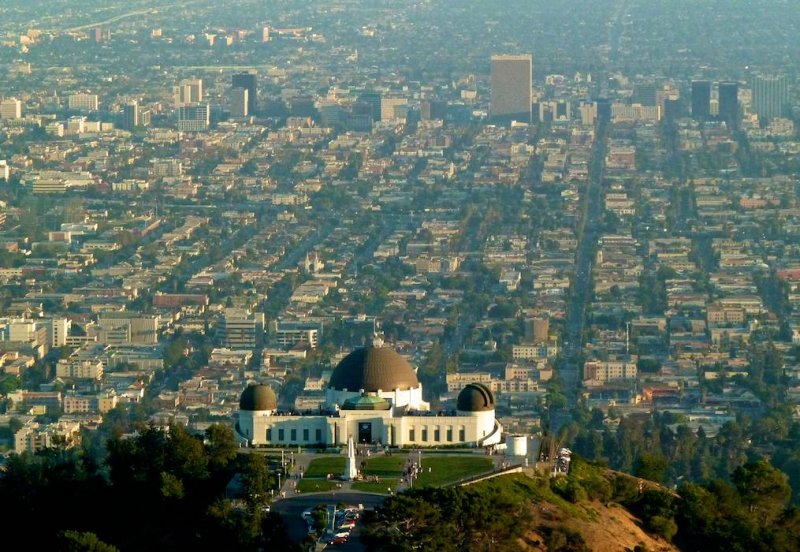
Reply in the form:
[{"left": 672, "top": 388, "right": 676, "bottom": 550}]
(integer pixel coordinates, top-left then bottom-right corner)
[
  {"left": 352, "top": 478, "right": 401, "bottom": 494},
  {"left": 415, "top": 455, "right": 494, "bottom": 487},
  {"left": 361, "top": 454, "right": 407, "bottom": 477},
  {"left": 304, "top": 457, "right": 345, "bottom": 478},
  {"left": 296, "top": 479, "right": 340, "bottom": 493}
]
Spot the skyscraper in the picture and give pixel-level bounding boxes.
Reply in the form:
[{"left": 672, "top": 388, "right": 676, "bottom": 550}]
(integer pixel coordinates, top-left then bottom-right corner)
[
  {"left": 356, "top": 91, "right": 382, "bottom": 122},
  {"left": 751, "top": 73, "right": 788, "bottom": 123},
  {"left": 229, "top": 88, "right": 249, "bottom": 118},
  {"left": 231, "top": 72, "right": 257, "bottom": 115},
  {"left": 691, "top": 80, "right": 711, "bottom": 121},
  {"left": 122, "top": 101, "right": 139, "bottom": 131},
  {"left": 174, "top": 78, "right": 203, "bottom": 106},
  {"left": 490, "top": 54, "right": 533, "bottom": 122},
  {"left": 718, "top": 81, "right": 739, "bottom": 127}
]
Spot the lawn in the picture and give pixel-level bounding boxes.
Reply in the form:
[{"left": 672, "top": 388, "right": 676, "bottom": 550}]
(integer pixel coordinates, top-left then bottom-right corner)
[
  {"left": 296, "top": 479, "right": 340, "bottom": 493},
  {"left": 304, "top": 457, "right": 346, "bottom": 478},
  {"left": 362, "top": 455, "right": 408, "bottom": 477},
  {"left": 351, "top": 478, "right": 401, "bottom": 494},
  {"left": 414, "top": 456, "right": 494, "bottom": 487}
]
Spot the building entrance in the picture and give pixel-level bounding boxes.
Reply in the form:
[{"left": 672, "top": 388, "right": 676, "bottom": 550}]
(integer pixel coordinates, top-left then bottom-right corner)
[{"left": 358, "top": 422, "right": 372, "bottom": 444}]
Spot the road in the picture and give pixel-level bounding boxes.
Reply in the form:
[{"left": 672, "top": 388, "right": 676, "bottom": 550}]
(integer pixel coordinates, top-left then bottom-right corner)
[
  {"left": 272, "top": 492, "right": 386, "bottom": 551},
  {"left": 555, "top": 118, "right": 609, "bottom": 430}
]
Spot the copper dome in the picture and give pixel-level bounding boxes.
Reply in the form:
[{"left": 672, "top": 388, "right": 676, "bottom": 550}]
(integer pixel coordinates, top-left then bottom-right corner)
[
  {"left": 328, "top": 346, "right": 419, "bottom": 392},
  {"left": 457, "top": 383, "right": 495, "bottom": 412},
  {"left": 239, "top": 384, "right": 278, "bottom": 411}
]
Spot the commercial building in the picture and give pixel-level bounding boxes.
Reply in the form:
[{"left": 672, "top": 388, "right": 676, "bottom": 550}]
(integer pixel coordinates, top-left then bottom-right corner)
[
  {"left": 174, "top": 78, "right": 203, "bottom": 106},
  {"left": 220, "top": 308, "right": 264, "bottom": 349},
  {"left": 122, "top": 101, "right": 139, "bottom": 131},
  {"left": 490, "top": 54, "right": 532, "bottom": 122},
  {"left": 229, "top": 88, "right": 249, "bottom": 118},
  {"left": 67, "top": 93, "right": 99, "bottom": 111},
  {"left": 751, "top": 73, "right": 788, "bottom": 123},
  {"left": 177, "top": 103, "right": 210, "bottom": 132},
  {"left": 231, "top": 72, "right": 257, "bottom": 114},
  {"left": 0, "top": 98, "right": 22, "bottom": 120},
  {"left": 691, "top": 80, "right": 711, "bottom": 121},
  {"left": 718, "top": 81, "right": 739, "bottom": 127}
]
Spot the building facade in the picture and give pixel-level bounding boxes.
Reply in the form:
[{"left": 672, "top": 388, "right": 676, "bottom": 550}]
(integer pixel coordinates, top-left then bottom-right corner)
[
  {"left": 236, "top": 344, "right": 502, "bottom": 448},
  {"left": 490, "top": 54, "right": 532, "bottom": 122}
]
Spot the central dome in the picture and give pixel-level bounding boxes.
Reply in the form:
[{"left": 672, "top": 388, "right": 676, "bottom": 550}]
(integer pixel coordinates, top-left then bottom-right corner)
[{"left": 329, "top": 346, "right": 419, "bottom": 392}]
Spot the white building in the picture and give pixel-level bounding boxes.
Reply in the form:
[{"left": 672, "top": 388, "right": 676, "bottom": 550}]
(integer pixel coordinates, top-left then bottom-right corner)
[
  {"left": 68, "top": 93, "right": 99, "bottom": 111},
  {"left": 236, "top": 344, "right": 502, "bottom": 448},
  {"left": 0, "top": 98, "right": 22, "bottom": 120}
]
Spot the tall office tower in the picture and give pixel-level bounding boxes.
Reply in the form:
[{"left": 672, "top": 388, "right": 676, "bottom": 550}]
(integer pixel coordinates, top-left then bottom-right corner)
[
  {"left": 490, "top": 54, "right": 533, "bottom": 122},
  {"left": 357, "top": 91, "right": 382, "bottom": 122},
  {"left": 122, "top": 101, "right": 139, "bottom": 131},
  {"left": 231, "top": 72, "right": 257, "bottom": 114},
  {"left": 68, "top": 93, "right": 99, "bottom": 111},
  {"left": 173, "top": 78, "right": 203, "bottom": 106},
  {"left": 229, "top": 88, "right": 249, "bottom": 118},
  {"left": 718, "top": 81, "right": 739, "bottom": 127},
  {"left": 633, "top": 83, "right": 657, "bottom": 106},
  {"left": 0, "top": 98, "right": 23, "bottom": 119},
  {"left": 177, "top": 103, "right": 210, "bottom": 131},
  {"left": 751, "top": 73, "right": 788, "bottom": 123},
  {"left": 691, "top": 80, "right": 711, "bottom": 120}
]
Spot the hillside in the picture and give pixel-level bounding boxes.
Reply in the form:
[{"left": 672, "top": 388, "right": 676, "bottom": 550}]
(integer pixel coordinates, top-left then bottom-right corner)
[
  {"left": 519, "top": 494, "right": 677, "bottom": 552},
  {"left": 361, "top": 466, "right": 678, "bottom": 552}
]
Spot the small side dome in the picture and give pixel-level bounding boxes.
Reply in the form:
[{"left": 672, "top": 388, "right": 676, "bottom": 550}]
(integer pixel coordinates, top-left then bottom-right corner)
[
  {"left": 457, "top": 383, "right": 495, "bottom": 412},
  {"left": 239, "top": 384, "right": 277, "bottom": 411}
]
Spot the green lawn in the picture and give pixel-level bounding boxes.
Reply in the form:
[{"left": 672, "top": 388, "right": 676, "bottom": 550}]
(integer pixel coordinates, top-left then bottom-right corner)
[
  {"left": 304, "top": 457, "right": 345, "bottom": 478},
  {"left": 414, "top": 456, "right": 494, "bottom": 487},
  {"left": 351, "top": 478, "right": 401, "bottom": 494},
  {"left": 362, "top": 455, "right": 408, "bottom": 477},
  {"left": 296, "top": 479, "right": 340, "bottom": 493}
]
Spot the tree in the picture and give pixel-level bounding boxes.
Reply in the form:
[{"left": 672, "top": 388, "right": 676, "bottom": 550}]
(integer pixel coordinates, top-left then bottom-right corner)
[
  {"left": 205, "top": 424, "right": 238, "bottom": 472},
  {"left": 732, "top": 460, "right": 791, "bottom": 522},
  {"left": 240, "top": 454, "right": 271, "bottom": 507},
  {"left": 635, "top": 452, "right": 668, "bottom": 483},
  {"left": 58, "top": 531, "right": 119, "bottom": 552}
]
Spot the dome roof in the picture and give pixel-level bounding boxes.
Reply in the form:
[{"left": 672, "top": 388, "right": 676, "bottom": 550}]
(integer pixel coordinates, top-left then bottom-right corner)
[
  {"left": 239, "top": 384, "right": 277, "bottom": 411},
  {"left": 457, "top": 383, "right": 495, "bottom": 412},
  {"left": 329, "top": 345, "right": 419, "bottom": 392}
]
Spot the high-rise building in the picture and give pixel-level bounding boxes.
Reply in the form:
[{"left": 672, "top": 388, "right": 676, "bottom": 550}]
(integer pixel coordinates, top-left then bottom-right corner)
[
  {"left": 691, "top": 80, "right": 711, "bottom": 120},
  {"left": 633, "top": 83, "right": 658, "bottom": 106},
  {"left": 177, "top": 103, "right": 210, "bottom": 132},
  {"left": 751, "top": 73, "right": 788, "bottom": 123},
  {"left": 490, "top": 54, "right": 533, "bottom": 122},
  {"left": 122, "top": 102, "right": 138, "bottom": 131},
  {"left": 718, "top": 81, "right": 739, "bottom": 127},
  {"left": 229, "top": 88, "right": 249, "bottom": 118},
  {"left": 357, "top": 91, "right": 382, "bottom": 122},
  {"left": 231, "top": 72, "right": 257, "bottom": 114},
  {"left": 173, "top": 78, "right": 203, "bottom": 106},
  {"left": 0, "top": 98, "right": 23, "bottom": 120},
  {"left": 67, "top": 93, "right": 99, "bottom": 112}
]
